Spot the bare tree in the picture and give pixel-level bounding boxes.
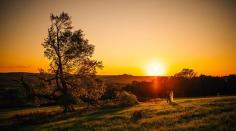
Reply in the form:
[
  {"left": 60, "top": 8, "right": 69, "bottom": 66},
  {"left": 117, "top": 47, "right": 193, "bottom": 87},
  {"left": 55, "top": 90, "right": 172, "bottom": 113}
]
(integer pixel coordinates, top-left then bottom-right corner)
[{"left": 22, "top": 12, "right": 103, "bottom": 112}]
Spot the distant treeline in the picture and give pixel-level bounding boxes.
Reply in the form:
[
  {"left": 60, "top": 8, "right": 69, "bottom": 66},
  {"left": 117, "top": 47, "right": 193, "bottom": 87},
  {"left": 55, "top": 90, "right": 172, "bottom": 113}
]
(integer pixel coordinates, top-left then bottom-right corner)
[
  {"left": 1, "top": 73, "right": 236, "bottom": 108},
  {"left": 124, "top": 75, "right": 236, "bottom": 101}
]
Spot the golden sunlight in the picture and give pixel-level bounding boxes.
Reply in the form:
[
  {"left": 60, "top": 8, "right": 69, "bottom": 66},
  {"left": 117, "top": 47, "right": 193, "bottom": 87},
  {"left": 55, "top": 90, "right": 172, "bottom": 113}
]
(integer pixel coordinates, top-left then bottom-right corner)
[{"left": 146, "top": 62, "right": 166, "bottom": 76}]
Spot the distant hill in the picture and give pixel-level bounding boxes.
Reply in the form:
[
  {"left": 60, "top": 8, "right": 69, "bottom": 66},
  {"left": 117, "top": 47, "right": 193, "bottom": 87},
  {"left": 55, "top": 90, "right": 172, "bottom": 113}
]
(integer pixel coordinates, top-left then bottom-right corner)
[{"left": 0, "top": 73, "right": 160, "bottom": 89}]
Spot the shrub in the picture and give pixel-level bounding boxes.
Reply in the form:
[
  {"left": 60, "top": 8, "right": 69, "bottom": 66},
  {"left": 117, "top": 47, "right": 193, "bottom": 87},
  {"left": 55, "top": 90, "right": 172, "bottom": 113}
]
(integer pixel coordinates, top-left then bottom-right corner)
[
  {"left": 117, "top": 91, "right": 138, "bottom": 107},
  {"left": 100, "top": 83, "right": 123, "bottom": 100},
  {"left": 131, "top": 110, "right": 144, "bottom": 121}
]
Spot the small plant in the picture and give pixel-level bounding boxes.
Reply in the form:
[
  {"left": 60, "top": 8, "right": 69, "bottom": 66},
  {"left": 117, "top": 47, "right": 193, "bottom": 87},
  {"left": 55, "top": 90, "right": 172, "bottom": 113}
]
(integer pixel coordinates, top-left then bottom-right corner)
[{"left": 131, "top": 110, "right": 144, "bottom": 122}]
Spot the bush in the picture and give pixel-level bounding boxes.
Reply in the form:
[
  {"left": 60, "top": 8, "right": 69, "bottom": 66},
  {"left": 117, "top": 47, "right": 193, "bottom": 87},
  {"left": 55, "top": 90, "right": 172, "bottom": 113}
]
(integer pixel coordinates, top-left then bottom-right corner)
[
  {"left": 117, "top": 91, "right": 138, "bottom": 107},
  {"left": 100, "top": 83, "right": 124, "bottom": 100},
  {"left": 131, "top": 110, "right": 144, "bottom": 121}
]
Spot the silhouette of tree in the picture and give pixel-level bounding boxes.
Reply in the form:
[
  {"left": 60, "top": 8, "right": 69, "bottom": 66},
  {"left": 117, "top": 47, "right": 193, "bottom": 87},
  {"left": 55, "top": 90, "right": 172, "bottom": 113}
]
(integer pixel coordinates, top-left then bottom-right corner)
[
  {"left": 23, "top": 12, "right": 103, "bottom": 112},
  {"left": 174, "top": 68, "right": 197, "bottom": 78}
]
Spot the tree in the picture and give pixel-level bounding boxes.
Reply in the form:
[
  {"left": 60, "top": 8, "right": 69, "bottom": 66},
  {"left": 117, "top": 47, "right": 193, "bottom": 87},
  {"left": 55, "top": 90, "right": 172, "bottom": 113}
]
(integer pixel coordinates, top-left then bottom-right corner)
[
  {"left": 28, "top": 12, "right": 103, "bottom": 112},
  {"left": 174, "top": 68, "right": 197, "bottom": 78}
]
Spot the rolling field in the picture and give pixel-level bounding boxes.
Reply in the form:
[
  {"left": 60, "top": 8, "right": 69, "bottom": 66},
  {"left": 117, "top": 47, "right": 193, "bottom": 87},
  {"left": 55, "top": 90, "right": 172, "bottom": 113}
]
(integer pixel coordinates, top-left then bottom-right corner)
[{"left": 1, "top": 96, "right": 236, "bottom": 130}]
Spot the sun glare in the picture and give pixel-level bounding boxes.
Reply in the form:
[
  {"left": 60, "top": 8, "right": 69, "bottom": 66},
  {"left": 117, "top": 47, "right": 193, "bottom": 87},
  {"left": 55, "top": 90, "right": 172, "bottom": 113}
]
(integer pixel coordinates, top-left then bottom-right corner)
[{"left": 146, "top": 62, "right": 166, "bottom": 76}]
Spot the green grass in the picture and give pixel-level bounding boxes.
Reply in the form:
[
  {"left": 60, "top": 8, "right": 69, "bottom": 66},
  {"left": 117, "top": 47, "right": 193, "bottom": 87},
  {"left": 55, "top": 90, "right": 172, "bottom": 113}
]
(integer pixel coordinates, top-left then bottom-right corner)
[{"left": 1, "top": 96, "right": 236, "bottom": 130}]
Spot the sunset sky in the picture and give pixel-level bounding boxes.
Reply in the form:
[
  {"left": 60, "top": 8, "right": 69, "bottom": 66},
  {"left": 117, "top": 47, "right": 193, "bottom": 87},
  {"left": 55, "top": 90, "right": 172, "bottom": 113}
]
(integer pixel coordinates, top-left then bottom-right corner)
[{"left": 0, "top": 0, "right": 235, "bottom": 76}]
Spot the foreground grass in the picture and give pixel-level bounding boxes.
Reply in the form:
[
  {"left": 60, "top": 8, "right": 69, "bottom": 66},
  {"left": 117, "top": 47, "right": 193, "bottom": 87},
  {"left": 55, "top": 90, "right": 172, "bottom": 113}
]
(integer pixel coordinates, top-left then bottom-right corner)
[{"left": 1, "top": 96, "right": 236, "bottom": 130}]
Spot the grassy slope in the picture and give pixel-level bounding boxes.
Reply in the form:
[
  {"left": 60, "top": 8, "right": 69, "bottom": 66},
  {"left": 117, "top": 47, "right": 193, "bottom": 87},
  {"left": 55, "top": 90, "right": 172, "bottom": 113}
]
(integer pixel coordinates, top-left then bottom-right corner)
[{"left": 1, "top": 96, "right": 236, "bottom": 130}]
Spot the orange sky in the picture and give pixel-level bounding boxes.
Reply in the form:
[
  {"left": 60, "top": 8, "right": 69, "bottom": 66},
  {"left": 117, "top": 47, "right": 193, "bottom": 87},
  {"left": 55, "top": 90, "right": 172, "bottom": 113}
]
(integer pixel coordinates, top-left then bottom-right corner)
[{"left": 0, "top": 0, "right": 236, "bottom": 76}]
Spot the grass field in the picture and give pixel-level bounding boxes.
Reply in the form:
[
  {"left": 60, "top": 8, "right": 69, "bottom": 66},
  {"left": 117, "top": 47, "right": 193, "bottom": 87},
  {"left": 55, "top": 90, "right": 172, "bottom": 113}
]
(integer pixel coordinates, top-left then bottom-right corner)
[{"left": 1, "top": 96, "right": 236, "bottom": 130}]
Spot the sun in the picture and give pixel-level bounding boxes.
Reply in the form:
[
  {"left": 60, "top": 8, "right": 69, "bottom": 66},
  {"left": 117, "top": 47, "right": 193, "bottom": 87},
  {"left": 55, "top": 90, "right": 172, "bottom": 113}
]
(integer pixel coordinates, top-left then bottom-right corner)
[{"left": 146, "top": 62, "right": 166, "bottom": 76}]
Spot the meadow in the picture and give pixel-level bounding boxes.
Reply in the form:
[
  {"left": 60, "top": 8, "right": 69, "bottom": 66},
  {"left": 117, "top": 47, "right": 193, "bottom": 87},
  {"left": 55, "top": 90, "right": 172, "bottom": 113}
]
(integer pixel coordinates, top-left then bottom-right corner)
[{"left": 1, "top": 96, "right": 236, "bottom": 130}]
